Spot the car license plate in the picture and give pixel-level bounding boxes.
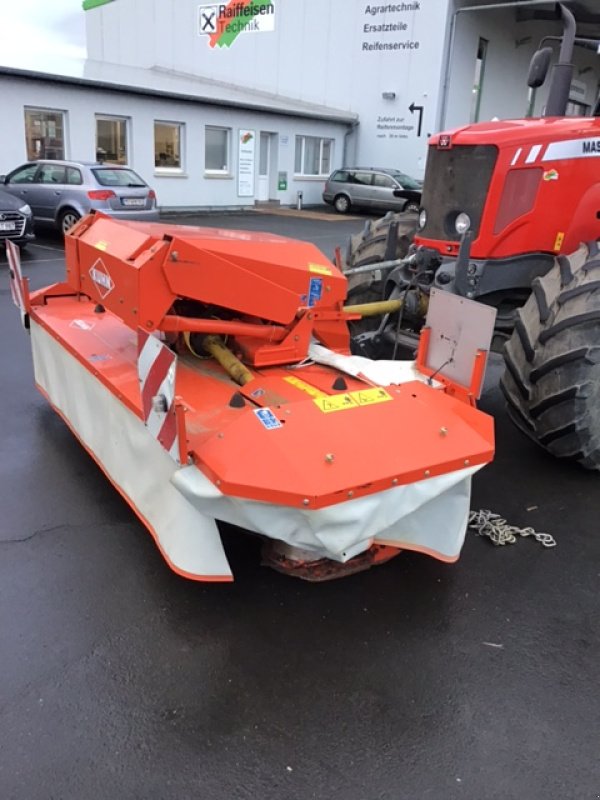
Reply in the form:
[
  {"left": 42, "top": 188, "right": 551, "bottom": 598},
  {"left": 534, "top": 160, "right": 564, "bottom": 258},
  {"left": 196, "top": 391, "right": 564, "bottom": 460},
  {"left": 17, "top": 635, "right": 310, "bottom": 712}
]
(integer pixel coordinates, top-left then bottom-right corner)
[
  {"left": 0, "top": 221, "right": 16, "bottom": 231},
  {"left": 122, "top": 198, "right": 145, "bottom": 207}
]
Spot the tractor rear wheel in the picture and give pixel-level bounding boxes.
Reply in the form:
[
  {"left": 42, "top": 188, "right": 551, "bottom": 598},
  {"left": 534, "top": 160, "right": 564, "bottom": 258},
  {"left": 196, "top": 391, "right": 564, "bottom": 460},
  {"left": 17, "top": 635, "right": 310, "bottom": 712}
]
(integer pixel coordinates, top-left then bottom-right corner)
[
  {"left": 342, "top": 211, "right": 417, "bottom": 341},
  {"left": 501, "top": 240, "right": 600, "bottom": 469},
  {"left": 343, "top": 211, "right": 417, "bottom": 292}
]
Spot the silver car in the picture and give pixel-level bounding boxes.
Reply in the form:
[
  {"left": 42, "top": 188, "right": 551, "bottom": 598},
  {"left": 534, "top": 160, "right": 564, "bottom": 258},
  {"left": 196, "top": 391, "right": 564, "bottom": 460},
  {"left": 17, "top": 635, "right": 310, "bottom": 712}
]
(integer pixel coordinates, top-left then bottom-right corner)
[
  {"left": 323, "top": 167, "right": 422, "bottom": 215},
  {"left": 1, "top": 160, "right": 159, "bottom": 234}
]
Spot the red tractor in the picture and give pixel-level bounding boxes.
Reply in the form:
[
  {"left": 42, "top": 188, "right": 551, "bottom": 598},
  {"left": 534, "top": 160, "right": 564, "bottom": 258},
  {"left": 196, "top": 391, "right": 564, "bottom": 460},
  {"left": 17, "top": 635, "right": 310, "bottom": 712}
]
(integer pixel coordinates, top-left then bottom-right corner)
[{"left": 344, "top": 2, "right": 600, "bottom": 468}]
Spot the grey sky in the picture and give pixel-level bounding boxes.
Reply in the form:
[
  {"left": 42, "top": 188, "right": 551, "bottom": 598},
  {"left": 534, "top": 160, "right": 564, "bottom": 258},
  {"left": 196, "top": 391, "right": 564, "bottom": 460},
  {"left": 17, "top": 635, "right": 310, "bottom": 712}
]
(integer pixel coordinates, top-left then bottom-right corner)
[{"left": 1, "top": 1, "right": 87, "bottom": 71}]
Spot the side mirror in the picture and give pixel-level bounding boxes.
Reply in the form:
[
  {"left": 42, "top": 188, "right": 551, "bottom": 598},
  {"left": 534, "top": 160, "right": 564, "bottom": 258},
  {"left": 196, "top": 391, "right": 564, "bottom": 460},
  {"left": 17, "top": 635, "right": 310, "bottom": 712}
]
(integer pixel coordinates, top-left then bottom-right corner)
[
  {"left": 0, "top": 175, "right": 6, "bottom": 183},
  {"left": 528, "top": 47, "right": 553, "bottom": 88}
]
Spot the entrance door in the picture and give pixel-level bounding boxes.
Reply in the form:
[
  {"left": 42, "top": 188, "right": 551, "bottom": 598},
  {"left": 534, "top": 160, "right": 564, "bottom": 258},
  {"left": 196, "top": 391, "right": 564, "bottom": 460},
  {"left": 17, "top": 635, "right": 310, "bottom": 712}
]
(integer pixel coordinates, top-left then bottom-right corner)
[{"left": 258, "top": 132, "right": 270, "bottom": 201}]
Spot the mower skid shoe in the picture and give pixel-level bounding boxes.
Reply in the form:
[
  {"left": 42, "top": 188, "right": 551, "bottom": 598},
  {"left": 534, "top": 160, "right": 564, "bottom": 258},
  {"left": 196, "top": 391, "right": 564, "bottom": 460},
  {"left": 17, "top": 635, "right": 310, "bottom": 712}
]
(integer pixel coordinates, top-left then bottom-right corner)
[{"left": 261, "top": 541, "right": 401, "bottom": 581}]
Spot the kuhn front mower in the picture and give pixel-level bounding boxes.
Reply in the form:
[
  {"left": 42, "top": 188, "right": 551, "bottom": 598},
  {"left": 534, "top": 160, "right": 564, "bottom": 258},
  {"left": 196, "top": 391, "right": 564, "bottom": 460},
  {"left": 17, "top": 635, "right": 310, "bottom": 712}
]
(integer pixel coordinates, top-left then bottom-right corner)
[{"left": 7, "top": 213, "right": 494, "bottom": 581}]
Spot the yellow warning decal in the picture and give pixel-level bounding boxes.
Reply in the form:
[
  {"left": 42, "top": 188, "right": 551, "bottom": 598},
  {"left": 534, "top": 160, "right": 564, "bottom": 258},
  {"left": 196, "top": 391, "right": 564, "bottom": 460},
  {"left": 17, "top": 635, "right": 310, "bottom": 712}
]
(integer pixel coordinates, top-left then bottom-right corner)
[
  {"left": 351, "top": 387, "right": 393, "bottom": 406},
  {"left": 309, "top": 263, "right": 333, "bottom": 276},
  {"left": 95, "top": 240, "right": 108, "bottom": 251},
  {"left": 314, "top": 393, "right": 358, "bottom": 413},
  {"left": 283, "top": 375, "right": 326, "bottom": 398},
  {"left": 313, "top": 387, "right": 392, "bottom": 413},
  {"left": 553, "top": 231, "right": 565, "bottom": 251}
]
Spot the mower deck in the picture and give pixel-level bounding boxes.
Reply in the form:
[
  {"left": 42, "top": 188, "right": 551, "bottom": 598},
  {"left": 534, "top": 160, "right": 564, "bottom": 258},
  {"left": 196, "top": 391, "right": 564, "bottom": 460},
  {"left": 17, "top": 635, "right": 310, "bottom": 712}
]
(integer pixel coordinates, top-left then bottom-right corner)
[{"left": 32, "top": 295, "right": 494, "bottom": 510}]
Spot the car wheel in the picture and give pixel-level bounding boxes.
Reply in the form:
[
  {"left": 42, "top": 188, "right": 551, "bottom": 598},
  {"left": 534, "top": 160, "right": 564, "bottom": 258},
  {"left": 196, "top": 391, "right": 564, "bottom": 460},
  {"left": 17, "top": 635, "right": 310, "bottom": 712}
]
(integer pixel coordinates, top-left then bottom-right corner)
[
  {"left": 403, "top": 201, "right": 420, "bottom": 213},
  {"left": 59, "top": 209, "right": 81, "bottom": 235},
  {"left": 334, "top": 194, "right": 351, "bottom": 214}
]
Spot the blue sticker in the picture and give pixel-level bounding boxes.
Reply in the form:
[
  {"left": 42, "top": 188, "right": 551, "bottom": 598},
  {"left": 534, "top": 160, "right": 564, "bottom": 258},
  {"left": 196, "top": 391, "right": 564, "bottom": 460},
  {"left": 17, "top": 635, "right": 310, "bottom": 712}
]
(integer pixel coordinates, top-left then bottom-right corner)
[
  {"left": 308, "top": 277, "right": 323, "bottom": 308},
  {"left": 254, "top": 408, "right": 282, "bottom": 430}
]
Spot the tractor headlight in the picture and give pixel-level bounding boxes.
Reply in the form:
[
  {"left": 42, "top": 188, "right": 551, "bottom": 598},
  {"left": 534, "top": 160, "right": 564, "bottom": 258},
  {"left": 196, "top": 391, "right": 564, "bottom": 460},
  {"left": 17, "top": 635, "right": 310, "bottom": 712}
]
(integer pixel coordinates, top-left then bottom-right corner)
[
  {"left": 418, "top": 209, "right": 427, "bottom": 230},
  {"left": 19, "top": 204, "right": 32, "bottom": 216},
  {"left": 455, "top": 212, "right": 471, "bottom": 235}
]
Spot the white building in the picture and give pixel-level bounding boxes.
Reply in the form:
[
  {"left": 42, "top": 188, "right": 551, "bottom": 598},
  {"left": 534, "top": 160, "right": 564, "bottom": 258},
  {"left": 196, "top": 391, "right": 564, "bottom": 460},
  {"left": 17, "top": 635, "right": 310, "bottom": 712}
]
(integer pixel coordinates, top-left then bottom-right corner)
[{"left": 1, "top": 0, "right": 598, "bottom": 210}]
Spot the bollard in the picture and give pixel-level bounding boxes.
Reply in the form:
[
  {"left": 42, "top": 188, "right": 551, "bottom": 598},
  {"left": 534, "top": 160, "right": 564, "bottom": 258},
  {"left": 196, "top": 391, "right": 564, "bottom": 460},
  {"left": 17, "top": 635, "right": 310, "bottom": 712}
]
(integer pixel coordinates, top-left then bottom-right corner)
[{"left": 296, "top": 190, "right": 303, "bottom": 210}]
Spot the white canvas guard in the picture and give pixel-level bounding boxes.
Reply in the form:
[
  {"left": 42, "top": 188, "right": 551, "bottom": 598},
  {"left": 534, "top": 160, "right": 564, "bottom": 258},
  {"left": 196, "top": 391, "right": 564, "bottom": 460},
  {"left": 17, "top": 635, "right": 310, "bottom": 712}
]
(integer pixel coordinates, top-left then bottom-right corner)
[{"left": 30, "top": 320, "right": 482, "bottom": 578}]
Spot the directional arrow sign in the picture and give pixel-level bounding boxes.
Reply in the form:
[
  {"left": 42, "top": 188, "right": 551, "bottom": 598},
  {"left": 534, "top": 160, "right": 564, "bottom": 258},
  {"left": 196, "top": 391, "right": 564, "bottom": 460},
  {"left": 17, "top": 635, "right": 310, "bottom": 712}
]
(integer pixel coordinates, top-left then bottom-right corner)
[{"left": 409, "top": 102, "right": 424, "bottom": 137}]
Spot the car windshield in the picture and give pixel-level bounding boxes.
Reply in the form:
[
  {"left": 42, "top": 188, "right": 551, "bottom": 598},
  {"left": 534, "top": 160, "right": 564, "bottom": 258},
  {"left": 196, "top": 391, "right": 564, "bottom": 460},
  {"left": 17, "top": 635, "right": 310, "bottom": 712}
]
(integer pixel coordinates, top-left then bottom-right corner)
[
  {"left": 92, "top": 168, "right": 147, "bottom": 188},
  {"left": 392, "top": 173, "right": 421, "bottom": 190}
]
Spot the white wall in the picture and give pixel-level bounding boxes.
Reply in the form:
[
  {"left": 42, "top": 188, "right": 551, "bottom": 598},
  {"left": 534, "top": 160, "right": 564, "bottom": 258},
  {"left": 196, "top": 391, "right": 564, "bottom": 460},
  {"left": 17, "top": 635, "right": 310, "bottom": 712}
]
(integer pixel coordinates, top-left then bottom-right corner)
[
  {"left": 445, "top": 7, "right": 600, "bottom": 129},
  {"left": 0, "top": 76, "right": 348, "bottom": 209},
  {"left": 85, "top": 0, "right": 453, "bottom": 177}
]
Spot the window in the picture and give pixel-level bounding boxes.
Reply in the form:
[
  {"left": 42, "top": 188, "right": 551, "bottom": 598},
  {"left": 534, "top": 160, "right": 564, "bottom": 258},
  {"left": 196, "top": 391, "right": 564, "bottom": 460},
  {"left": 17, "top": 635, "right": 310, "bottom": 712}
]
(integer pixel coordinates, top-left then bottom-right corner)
[
  {"left": 7, "top": 164, "right": 39, "bottom": 184},
  {"left": 38, "top": 164, "right": 67, "bottom": 184},
  {"left": 92, "top": 168, "right": 146, "bottom": 187},
  {"left": 205, "top": 126, "right": 230, "bottom": 173},
  {"left": 294, "top": 136, "right": 334, "bottom": 176},
  {"left": 154, "top": 122, "right": 183, "bottom": 169},
  {"left": 67, "top": 167, "right": 83, "bottom": 185},
  {"left": 331, "top": 170, "right": 350, "bottom": 183},
  {"left": 566, "top": 100, "right": 589, "bottom": 117},
  {"left": 392, "top": 172, "right": 421, "bottom": 190},
  {"left": 96, "top": 116, "right": 128, "bottom": 165},
  {"left": 350, "top": 171, "right": 373, "bottom": 186},
  {"left": 373, "top": 174, "right": 394, "bottom": 188},
  {"left": 24, "top": 109, "right": 65, "bottom": 160},
  {"left": 470, "top": 38, "right": 488, "bottom": 124}
]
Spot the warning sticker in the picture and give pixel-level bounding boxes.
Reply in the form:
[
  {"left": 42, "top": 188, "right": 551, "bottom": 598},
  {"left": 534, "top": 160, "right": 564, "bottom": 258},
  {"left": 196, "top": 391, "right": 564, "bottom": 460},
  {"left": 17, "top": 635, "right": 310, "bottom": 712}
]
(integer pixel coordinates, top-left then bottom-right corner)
[
  {"left": 70, "top": 319, "right": 95, "bottom": 331},
  {"left": 554, "top": 231, "right": 565, "bottom": 251},
  {"left": 308, "top": 277, "right": 323, "bottom": 308},
  {"left": 313, "top": 387, "right": 392, "bottom": 413},
  {"left": 283, "top": 376, "right": 326, "bottom": 398},
  {"left": 313, "top": 394, "right": 357, "bottom": 413},
  {"left": 309, "top": 263, "right": 332, "bottom": 276},
  {"left": 352, "top": 388, "right": 392, "bottom": 406},
  {"left": 254, "top": 407, "right": 282, "bottom": 430}
]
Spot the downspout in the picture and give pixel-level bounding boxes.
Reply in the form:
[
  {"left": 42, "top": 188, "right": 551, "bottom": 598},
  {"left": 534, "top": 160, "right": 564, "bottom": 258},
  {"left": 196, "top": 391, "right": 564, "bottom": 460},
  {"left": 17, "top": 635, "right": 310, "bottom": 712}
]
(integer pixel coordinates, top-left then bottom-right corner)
[
  {"left": 438, "top": 0, "right": 574, "bottom": 131},
  {"left": 343, "top": 119, "right": 359, "bottom": 167}
]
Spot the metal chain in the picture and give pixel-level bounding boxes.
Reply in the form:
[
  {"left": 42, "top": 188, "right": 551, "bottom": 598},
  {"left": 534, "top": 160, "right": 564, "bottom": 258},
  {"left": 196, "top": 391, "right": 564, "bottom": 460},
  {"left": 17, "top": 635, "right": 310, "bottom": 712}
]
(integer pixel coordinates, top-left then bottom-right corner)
[{"left": 468, "top": 509, "right": 557, "bottom": 548}]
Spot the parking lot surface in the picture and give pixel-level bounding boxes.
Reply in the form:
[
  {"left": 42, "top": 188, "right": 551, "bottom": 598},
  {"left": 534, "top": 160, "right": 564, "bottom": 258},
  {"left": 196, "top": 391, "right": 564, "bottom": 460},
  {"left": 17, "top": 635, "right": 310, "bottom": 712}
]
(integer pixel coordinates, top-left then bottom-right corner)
[{"left": 1, "top": 213, "right": 598, "bottom": 800}]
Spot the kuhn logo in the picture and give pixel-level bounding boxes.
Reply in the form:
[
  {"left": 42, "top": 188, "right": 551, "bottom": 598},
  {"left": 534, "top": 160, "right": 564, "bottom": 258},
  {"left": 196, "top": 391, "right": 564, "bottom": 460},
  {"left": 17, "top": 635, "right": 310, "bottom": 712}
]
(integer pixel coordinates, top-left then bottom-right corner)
[
  {"left": 198, "top": 1, "right": 275, "bottom": 49},
  {"left": 89, "top": 259, "right": 115, "bottom": 299}
]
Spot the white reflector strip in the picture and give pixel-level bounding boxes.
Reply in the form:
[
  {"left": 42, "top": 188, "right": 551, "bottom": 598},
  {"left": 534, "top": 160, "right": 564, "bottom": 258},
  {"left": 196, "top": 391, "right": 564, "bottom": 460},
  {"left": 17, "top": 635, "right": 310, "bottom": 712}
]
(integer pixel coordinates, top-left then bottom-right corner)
[
  {"left": 525, "top": 144, "right": 543, "bottom": 164},
  {"left": 6, "top": 240, "right": 25, "bottom": 312}
]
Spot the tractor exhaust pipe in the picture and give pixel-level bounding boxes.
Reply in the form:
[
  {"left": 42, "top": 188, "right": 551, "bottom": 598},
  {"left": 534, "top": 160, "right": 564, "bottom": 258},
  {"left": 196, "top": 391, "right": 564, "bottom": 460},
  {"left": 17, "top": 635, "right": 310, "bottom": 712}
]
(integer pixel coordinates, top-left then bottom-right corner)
[{"left": 543, "top": 2, "right": 576, "bottom": 117}]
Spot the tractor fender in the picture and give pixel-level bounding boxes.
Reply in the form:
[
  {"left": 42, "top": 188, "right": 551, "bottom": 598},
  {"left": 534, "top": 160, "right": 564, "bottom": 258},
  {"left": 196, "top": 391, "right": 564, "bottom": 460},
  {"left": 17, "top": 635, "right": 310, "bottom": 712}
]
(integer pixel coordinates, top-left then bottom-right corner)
[{"left": 562, "top": 182, "right": 600, "bottom": 254}]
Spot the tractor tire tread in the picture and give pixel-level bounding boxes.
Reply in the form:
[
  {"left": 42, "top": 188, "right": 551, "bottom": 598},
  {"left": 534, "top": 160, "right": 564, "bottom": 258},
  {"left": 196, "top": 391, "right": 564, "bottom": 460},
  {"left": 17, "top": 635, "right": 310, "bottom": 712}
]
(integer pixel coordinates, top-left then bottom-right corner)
[{"left": 501, "top": 240, "right": 600, "bottom": 469}]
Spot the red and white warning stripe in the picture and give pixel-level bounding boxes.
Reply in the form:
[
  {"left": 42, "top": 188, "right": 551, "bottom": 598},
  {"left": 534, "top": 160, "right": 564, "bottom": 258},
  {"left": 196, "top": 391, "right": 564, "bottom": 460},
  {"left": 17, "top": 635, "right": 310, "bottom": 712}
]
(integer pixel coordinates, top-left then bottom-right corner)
[
  {"left": 137, "top": 329, "right": 180, "bottom": 463},
  {"left": 6, "top": 240, "right": 26, "bottom": 314}
]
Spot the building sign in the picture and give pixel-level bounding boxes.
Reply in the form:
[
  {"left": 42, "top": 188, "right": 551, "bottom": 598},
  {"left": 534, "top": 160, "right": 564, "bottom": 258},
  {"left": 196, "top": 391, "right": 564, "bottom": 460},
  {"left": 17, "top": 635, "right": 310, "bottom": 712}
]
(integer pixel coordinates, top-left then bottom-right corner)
[
  {"left": 199, "top": 1, "right": 275, "bottom": 49},
  {"left": 238, "top": 130, "right": 256, "bottom": 196},
  {"left": 362, "top": 3, "right": 421, "bottom": 53},
  {"left": 82, "top": 0, "right": 115, "bottom": 9}
]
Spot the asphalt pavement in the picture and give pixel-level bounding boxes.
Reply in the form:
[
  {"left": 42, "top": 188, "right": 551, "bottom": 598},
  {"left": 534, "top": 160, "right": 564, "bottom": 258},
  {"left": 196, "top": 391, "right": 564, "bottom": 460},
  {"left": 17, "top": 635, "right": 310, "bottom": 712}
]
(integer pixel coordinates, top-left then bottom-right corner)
[{"left": 0, "top": 213, "right": 598, "bottom": 800}]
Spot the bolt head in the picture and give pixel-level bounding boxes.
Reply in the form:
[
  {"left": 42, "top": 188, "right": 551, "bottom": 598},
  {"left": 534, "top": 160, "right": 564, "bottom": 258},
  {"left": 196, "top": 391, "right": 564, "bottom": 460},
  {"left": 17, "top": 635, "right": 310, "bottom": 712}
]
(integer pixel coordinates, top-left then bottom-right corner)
[
  {"left": 440, "top": 426, "right": 448, "bottom": 436},
  {"left": 325, "top": 453, "right": 335, "bottom": 463}
]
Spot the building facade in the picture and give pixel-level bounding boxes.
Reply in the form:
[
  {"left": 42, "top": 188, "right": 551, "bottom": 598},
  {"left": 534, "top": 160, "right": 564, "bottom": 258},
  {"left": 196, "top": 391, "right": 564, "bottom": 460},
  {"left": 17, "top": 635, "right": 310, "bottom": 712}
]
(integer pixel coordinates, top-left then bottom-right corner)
[{"left": 0, "top": 0, "right": 598, "bottom": 210}]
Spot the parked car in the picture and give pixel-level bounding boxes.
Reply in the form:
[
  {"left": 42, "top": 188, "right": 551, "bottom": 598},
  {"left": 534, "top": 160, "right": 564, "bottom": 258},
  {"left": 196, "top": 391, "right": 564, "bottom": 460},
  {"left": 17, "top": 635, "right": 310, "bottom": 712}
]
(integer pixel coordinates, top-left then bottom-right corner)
[
  {"left": 0, "top": 188, "right": 35, "bottom": 248},
  {"left": 323, "top": 167, "right": 422, "bottom": 214},
  {"left": 0, "top": 160, "right": 159, "bottom": 235}
]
